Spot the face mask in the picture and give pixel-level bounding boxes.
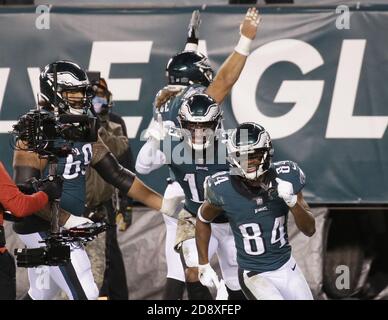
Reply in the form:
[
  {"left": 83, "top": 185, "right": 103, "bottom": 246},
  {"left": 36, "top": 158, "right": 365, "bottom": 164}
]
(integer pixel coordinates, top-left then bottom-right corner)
[{"left": 92, "top": 96, "right": 108, "bottom": 114}]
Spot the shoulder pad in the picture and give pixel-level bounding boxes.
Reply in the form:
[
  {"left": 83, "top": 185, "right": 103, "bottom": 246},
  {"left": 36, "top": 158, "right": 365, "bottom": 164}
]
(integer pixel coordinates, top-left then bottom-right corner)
[
  {"left": 273, "top": 160, "right": 306, "bottom": 194},
  {"left": 204, "top": 171, "right": 230, "bottom": 207}
]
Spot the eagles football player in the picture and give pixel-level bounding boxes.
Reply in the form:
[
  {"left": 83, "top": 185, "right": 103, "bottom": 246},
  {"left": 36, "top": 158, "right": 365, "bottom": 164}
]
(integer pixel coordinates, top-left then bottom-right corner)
[
  {"left": 12, "top": 60, "right": 181, "bottom": 300},
  {"left": 196, "top": 122, "right": 315, "bottom": 300},
  {"left": 136, "top": 10, "right": 205, "bottom": 300},
  {"left": 136, "top": 7, "right": 261, "bottom": 300}
]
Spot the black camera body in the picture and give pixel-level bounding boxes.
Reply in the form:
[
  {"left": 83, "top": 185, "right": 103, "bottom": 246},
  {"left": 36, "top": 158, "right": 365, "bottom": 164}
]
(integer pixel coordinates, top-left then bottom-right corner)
[
  {"left": 12, "top": 108, "right": 98, "bottom": 157},
  {"left": 13, "top": 223, "right": 107, "bottom": 268},
  {"left": 14, "top": 242, "right": 70, "bottom": 268}
]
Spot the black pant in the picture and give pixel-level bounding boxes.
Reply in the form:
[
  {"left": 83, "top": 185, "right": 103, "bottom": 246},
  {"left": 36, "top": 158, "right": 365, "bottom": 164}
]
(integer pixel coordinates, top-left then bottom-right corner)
[
  {"left": 0, "top": 251, "right": 16, "bottom": 300},
  {"left": 99, "top": 201, "right": 129, "bottom": 300}
]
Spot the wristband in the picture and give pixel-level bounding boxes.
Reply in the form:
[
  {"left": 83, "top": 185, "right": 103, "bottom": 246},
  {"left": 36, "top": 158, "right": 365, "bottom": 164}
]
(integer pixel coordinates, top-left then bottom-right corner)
[
  {"left": 197, "top": 205, "right": 212, "bottom": 224},
  {"left": 234, "top": 34, "right": 252, "bottom": 56},
  {"left": 184, "top": 42, "right": 198, "bottom": 51}
]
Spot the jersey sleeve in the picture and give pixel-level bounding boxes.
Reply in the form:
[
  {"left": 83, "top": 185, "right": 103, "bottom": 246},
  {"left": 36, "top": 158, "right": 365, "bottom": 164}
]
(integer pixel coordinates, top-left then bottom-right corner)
[
  {"left": 273, "top": 160, "right": 306, "bottom": 194},
  {"left": 204, "top": 173, "right": 227, "bottom": 208}
]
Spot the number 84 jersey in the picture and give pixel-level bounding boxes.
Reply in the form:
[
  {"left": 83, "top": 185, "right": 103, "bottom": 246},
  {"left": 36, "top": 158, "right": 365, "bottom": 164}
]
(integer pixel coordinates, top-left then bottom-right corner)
[{"left": 205, "top": 160, "right": 306, "bottom": 273}]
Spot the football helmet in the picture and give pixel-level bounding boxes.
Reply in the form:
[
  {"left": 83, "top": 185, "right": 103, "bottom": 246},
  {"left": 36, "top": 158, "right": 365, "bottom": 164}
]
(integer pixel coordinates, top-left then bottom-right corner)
[
  {"left": 166, "top": 51, "right": 214, "bottom": 87},
  {"left": 178, "top": 93, "right": 222, "bottom": 151},
  {"left": 227, "top": 122, "right": 274, "bottom": 180},
  {"left": 40, "top": 60, "right": 93, "bottom": 115}
]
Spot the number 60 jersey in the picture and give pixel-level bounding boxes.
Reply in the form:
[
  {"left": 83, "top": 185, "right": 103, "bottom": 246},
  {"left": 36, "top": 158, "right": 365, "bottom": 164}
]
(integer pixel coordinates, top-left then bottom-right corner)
[
  {"left": 13, "top": 141, "right": 93, "bottom": 235},
  {"left": 205, "top": 160, "right": 306, "bottom": 273}
]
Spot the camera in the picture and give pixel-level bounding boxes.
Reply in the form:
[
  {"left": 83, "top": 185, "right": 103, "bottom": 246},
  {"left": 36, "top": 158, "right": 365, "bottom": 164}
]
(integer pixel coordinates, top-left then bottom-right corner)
[
  {"left": 12, "top": 108, "right": 98, "bottom": 157},
  {"left": 15, "top": 242, "right": 70, "bottom": 268},
  {"left": 14, "top": 222, "right": 108, "bottom": 268}
]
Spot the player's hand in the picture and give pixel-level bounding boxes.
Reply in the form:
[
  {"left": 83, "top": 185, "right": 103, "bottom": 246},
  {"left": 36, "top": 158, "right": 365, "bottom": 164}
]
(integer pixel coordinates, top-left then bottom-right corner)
[
  {"left": 216, "top": 279, "right": 229, "bottom": 300},
  {"left": 188, "top": 10, "right": 201, "bottom": 40},
  {"left": 160, "top": 193, "right": 185, "bottom": 217},
  {"left": 144, "top": 114, "right": 166, "bottom": 141},
  {"left": 116, "top": 206, "right": 132, "bottom": 231},
  {"left": 153, "top": 86, "right": 183, "bottom": 109},
  {"left": 198, "top": 263, "right": 220, "bottom": 289},
  {"left": 38, "top": 175, "right": 63, "bottom": 201},
  {"left": 240, "top": 7, "right": 261, "bottom": 40},
  {"left": 63, "top": 215, "right": 94, "bottom": 229},
  {"left": 275, "top": 178, "right": 297, "bottom": 208}
]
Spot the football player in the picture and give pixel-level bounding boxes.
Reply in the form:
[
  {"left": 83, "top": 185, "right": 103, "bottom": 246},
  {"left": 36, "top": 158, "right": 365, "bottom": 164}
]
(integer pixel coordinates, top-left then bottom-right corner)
[
  {"left": 136, "top": 7, "right": 261, "bottom": 300},
  {"left": 136, "top": 9, "right": 208, "bottom": 300},
  {"left": 12, "top": 60, "right": 180, "bottom": 300},
  {"left": 196, "top": 122, "right": 315, "bottom": 300}
]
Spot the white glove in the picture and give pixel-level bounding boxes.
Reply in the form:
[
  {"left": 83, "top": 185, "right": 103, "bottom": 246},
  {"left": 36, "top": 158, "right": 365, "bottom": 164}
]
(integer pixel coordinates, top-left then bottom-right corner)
[
  {"left": 276, "top": 178, "right": 297, "bottom": 208},
  {"left": 198, "top": 263, "right": 220, "bottom": 289},
  {"left": 63, "top": 215, "right": 93, "bottom": 229},
  {"left": 144, "top": 114, "right": 177, "bottom": 142},
  {"left": 144, "top": 117, "right": 166, "bottom": 141},
  {"left": 216, "top": 279, "right": 229, "bottom": 300},
  {"left": 135, "top": 138, "right": 166, "bottom": 175},
  {"left": 160, "top": 194, "right": 185, "bottom": 217}
]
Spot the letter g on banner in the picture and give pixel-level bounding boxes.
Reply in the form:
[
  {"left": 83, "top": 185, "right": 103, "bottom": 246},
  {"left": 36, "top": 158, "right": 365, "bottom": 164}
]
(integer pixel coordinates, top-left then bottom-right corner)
[{"left": 231, "top": 39, "right": 324, "bottom": 139}]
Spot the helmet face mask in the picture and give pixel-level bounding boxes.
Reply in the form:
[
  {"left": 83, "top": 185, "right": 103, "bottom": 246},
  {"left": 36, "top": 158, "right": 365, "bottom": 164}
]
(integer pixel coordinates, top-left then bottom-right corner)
[
  {"left": 61, "top": 88, "right": 93, "bottom": 115},
  {"left": 227, "top": 123, "right": 274, "bottom": 181},
  {"left": 180, "top": 120, "right": 219, "bottom": 151},
  {"left": 166, "top": 51, "right": 214, "bottom": 87},
  {"left": 40, "top": 60, "right": 93, "bottom": 115},
  {"left": 178, "top": 93, "right": 222, "bottom": 151}
]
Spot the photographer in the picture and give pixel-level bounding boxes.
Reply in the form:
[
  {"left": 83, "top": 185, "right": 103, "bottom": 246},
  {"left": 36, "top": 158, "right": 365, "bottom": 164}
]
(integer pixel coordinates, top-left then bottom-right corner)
[{"left": 0, "top": 161, "right": 61, "bottom": 300}]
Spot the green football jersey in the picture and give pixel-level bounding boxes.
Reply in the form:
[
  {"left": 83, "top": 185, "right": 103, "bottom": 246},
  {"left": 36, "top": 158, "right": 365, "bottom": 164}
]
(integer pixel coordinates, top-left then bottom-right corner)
[
  {"left": 14, "top": 141, "right": 93, "bottom": 234},
  {"left": 205, "top": 160, "right": 306, "bottom": 273},
  {"left": 155, "top": 84, "right": 228, "bottom": 219}
]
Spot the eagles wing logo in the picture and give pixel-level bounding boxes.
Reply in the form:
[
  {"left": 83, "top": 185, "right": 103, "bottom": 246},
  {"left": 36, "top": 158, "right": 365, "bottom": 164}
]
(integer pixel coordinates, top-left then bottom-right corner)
[{"left": 254, "top": 197, "right": 263, "bottom": 206}]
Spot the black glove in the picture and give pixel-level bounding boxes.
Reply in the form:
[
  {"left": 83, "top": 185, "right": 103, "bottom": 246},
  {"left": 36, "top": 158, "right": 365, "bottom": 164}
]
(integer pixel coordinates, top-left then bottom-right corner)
[{"left": 38, "top": 175, "right": 63, "bottom": 201}]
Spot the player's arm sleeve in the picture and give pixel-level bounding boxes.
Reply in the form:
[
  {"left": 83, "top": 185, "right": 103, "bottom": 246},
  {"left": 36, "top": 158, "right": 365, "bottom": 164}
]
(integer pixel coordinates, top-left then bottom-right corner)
[
  {"left": 276, "top": 161, "right": 306, "bottom": 194},
  {"left": 135, "top": 138, "right": 166, "bottom": 175},
  {"left": 198, "top": 177, "right": 224, "bottom": 223},
  {"left": 91, "top": 137, "right": 136, "bottom": 194},
  {"left": 204, "top": 177, "right": 224, "bottom": 207}
]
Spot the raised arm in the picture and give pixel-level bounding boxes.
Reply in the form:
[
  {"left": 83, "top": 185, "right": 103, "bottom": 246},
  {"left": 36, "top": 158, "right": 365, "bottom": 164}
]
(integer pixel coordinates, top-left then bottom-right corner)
[
  {"left": 206, "top": 7, "right": 261, "bottom": 104},
  {"left": 184, "top": 10, "right": 201, "bottom": 51}
]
